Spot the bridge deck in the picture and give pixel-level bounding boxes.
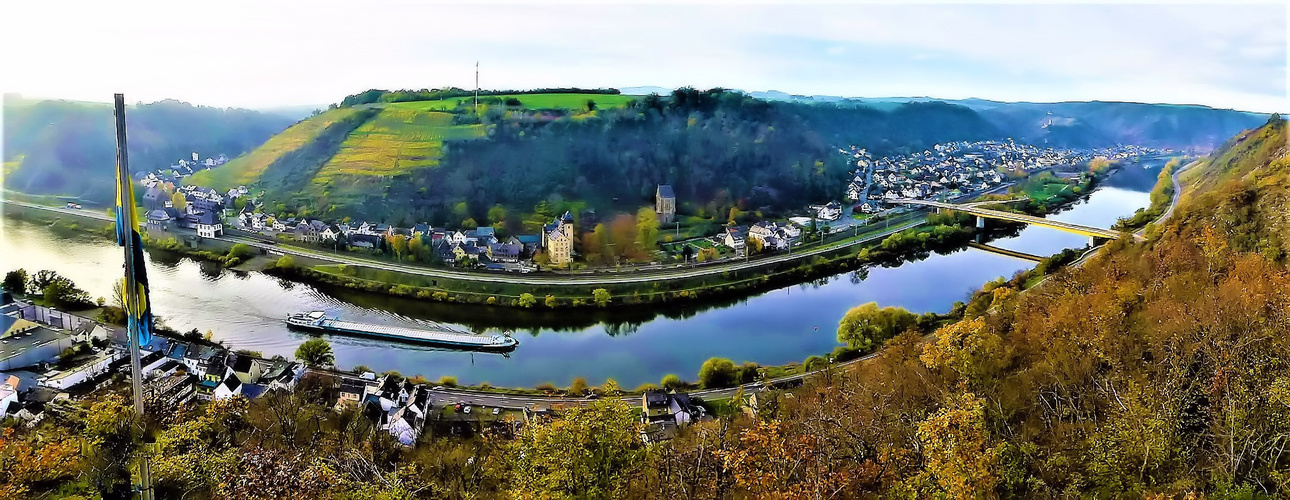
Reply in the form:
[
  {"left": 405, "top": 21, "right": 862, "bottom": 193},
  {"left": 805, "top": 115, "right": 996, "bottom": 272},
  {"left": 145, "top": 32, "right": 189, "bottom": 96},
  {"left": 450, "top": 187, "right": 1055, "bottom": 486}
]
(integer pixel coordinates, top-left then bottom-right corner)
[{"left": 891, "top": 199, "right": 1134, "bottom": 240}]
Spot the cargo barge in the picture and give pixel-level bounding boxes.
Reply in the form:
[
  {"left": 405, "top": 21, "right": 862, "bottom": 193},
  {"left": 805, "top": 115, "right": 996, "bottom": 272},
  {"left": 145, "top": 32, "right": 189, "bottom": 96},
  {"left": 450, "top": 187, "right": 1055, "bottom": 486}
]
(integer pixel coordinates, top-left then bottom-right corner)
[{"left": 285, "top": 311, "right": 518, "bottom": 352}]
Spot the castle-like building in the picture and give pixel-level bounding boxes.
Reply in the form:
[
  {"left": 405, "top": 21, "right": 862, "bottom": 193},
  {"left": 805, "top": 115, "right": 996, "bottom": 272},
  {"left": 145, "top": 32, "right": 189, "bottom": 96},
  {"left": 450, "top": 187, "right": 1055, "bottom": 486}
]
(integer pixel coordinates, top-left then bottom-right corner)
[{"left": 542, "top": 211, "right": 575, "bottom": 266}]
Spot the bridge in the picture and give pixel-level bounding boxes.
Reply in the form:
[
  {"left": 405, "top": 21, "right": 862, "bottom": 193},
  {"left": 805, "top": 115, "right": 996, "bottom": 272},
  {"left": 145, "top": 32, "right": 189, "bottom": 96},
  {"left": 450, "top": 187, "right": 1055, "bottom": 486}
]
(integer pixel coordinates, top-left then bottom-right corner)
[{"left": 889, "top": 198, "right": 1139, "bottom": 245}]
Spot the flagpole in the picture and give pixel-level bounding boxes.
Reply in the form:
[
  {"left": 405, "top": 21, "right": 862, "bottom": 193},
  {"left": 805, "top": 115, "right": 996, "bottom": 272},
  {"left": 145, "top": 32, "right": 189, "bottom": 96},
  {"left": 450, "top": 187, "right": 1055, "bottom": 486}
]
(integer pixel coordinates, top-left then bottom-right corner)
[{"left": 114, "top": 94, "right": 154, "bottom": 500}]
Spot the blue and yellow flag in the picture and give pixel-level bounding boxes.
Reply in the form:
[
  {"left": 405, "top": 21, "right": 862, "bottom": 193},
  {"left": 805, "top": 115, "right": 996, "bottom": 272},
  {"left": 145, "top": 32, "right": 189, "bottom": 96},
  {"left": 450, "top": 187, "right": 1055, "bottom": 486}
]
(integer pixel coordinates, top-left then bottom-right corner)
[{"left": 115, "top": 161, "right": 154, "bottom": 346}]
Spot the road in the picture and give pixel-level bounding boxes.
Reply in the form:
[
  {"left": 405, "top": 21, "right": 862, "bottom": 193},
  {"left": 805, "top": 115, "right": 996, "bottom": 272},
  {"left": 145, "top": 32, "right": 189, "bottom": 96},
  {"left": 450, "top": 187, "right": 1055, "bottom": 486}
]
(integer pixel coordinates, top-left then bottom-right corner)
[
  {"left": 1137, "top": 158, "right": 1199, "bottom": 237},
  {"left": 3, "top": 199, "right": 925, "bottom": 286}
]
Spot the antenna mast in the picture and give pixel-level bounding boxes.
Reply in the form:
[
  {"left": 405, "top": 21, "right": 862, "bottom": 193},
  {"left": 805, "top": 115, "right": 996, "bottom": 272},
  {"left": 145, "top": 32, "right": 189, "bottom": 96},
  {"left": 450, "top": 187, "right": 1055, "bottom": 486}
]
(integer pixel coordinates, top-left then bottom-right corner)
[{"left": 474, "top": 61, "right": 479, "bottom": 114}]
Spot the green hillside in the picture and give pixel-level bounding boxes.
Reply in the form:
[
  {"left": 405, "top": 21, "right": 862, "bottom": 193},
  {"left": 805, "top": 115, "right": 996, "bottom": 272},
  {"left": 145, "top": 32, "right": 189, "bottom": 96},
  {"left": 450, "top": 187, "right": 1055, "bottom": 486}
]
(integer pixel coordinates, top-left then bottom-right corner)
[
  {"left": 3, "top": 97, "right": 293, "bottom": 203},
  {"left": 188, "top": 107, "right": 368, "bottom": 190},
  {"left": 191, "top": 88, "right": 1001, "bottom": 223}
]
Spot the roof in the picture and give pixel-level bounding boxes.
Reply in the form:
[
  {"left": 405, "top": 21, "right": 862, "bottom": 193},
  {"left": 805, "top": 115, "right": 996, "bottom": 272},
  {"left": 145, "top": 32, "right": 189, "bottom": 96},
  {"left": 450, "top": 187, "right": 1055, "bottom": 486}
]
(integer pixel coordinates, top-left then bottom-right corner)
[
  {"left": 657, "top": 184, "right": 675, "bottom": 199},
  {"left": 221, "top": 375, "right": 242, "bottom": 391},
  {"left": 339, "top": 378, "right": 368, "bottom": 395},
  {"left": 517, "top": 235, "right": 541, "bottom": 244},
  {"left": 240, "top": 383, "right": 268, "bottom": 399},
  {"left": 0, "top": 327, "right": 70, "bottom": 363},
  {"left": 196, "top": 211, "right": 221, "bottom": 225},
  {"left": 560, "top": 211, "right": 574, "bottom": 222},
  {"left": 475, "top": 227, "right": 495, "bottom": 237}
]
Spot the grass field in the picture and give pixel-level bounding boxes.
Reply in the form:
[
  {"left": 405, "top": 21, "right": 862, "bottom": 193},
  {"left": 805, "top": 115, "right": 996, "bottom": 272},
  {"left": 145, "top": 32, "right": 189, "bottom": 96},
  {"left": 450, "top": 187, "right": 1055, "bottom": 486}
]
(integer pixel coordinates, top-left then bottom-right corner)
[
  {"left": 386, "top": 93, "right": 636, "bottom": 112},
  {"left": 189, "top": 107, "right": 366, "bottom": 190},
  {"left": 312, "top": 107, "right": 487, "bottom": 185}
]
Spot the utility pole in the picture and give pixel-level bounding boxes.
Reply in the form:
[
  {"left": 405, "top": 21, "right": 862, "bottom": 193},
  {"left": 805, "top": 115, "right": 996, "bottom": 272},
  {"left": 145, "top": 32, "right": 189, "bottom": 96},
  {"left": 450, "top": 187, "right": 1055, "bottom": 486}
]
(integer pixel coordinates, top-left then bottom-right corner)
[
  {"left": 114, "top": 94, "right": 154, "bottom": 500},
  {"left": 474, "top": 61, "right": 479, "bottom": 115}
]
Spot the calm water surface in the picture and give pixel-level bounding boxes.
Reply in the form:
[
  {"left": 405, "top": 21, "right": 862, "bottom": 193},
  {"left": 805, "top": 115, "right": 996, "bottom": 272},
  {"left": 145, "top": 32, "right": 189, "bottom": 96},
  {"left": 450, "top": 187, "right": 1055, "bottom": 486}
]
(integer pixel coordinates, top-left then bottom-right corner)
[{"left": 0, "top": 160, "right": 1165, "bottom": 387}]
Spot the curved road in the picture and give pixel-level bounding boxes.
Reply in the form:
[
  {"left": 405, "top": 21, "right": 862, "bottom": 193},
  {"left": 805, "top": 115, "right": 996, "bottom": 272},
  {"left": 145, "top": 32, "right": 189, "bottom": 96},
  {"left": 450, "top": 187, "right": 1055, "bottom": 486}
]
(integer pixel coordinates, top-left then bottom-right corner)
[{"left": 2, "top": 199, "right": 924, "bottom": 286}]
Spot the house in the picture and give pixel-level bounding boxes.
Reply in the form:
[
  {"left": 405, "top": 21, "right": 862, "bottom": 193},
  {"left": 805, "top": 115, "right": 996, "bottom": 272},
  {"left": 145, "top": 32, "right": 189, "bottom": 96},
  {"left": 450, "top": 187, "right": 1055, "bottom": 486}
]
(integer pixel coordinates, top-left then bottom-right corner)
[
  {"left": 489, "top": 242, "right": 522, "bottom": 263},
  {"left": 146, "top": 209, "right": 174, "bottom": 232},
  {"left": 541, "top": 212, "right": 575, "bottom": 265},
  {"left": 213, "top": 374, "right": 243, "bottom": 400},
  {"left": 321, "top": 224, "right": 343, "bottom": 242},
  {"left": 145, "top": 373, "right": 197, "bottom": 407},
  {"left": 723, "top": 226, "right": 746, "bottom": 251},
  {"left": 810, "top": 202, "right": 842, "bottom": 221},
  {"left": 656, "top": 184, "right": 676, "bottom": 224},
  {"left": 0, "top": 375, "right": 19, "bottom": 418},
  {"left": 516, "top": 234, "right": 542, "bottom": 254},
  {"left": 640, "top": 390, "right": 705, "bottom": 428},
  {"left": 411, "top": 223, "right": 430, "bottom": 238},
  {"left": 293, "top": 221, "right": 319, "bottom": 243},
  {"left": 143, "top": 186, "right": 167, "bottom": 211},
  {"left": 349, "top": 233, "right": 382, "bottom": 249},
  {"left": 195, "top": 211, "right": 223, "bottom": 238},
  {"left": 0, "top": 316, "right": 75, "bottom": 371},
  {"left": 473, "top": 227, "right": 497, "bottom": 246},
  {"left": 262, "top": 360, "right": 301, "bottom": 392},
  {"left": 453, "top": 242, "right": 485, "bottom": 262},
  {"left": 434, "top": 241, "right": 456, "bottom": 264},
  {"left": 336, "top": 377, "right": 370, "bottom": 409},
  {"left": 228, "top": 354, "right": 264, "bottom": 384},
  {"left": 271, "top": 218, "right": 287, "bottom": 232}
]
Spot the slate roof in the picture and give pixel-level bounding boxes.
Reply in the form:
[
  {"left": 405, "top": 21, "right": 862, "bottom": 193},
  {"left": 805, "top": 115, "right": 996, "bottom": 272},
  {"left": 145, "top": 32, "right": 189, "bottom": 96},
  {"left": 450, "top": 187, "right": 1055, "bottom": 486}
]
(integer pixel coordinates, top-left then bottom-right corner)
[{"left": 657, "top": 184, "right": 675, "bottom": 199}]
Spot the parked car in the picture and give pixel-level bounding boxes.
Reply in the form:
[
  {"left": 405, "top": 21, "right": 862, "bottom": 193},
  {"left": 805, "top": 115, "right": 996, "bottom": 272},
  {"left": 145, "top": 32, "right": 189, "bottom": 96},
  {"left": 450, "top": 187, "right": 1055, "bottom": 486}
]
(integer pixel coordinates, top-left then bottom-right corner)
[
  {"left": 492, "top": 407, "right": 501, "bottom": 415},
  {"left": 463, "top": 406, "right": 472, "bottom": 414}
]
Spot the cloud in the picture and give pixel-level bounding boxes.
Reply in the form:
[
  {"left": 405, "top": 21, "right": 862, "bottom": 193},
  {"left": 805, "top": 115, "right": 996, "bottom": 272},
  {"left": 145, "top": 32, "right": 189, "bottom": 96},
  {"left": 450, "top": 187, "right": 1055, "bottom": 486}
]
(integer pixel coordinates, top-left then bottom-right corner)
[{"left": 2, "top": 1, "right": 1283, "bottom": 112}]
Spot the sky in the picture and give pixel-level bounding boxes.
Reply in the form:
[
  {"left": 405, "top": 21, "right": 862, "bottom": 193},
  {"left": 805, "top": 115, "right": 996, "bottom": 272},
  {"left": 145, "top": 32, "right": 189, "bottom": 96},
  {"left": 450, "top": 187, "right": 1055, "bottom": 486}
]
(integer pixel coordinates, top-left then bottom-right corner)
[{"left": 3, "top": 1, "right": 1286, "bottom": 113}]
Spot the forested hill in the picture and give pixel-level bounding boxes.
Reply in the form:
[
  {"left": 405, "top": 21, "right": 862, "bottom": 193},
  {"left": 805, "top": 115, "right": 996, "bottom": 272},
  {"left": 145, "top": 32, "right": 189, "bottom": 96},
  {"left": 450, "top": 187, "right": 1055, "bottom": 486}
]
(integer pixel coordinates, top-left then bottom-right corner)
[
  {"left": 2, "top": 97, "right": 294, "bottom": 203},
  {"left": 194, "top": 88, "right": 1000, "bottom": 223},
  {"left": 950, "top": 100, "right": 1266, "bottom": 150}
]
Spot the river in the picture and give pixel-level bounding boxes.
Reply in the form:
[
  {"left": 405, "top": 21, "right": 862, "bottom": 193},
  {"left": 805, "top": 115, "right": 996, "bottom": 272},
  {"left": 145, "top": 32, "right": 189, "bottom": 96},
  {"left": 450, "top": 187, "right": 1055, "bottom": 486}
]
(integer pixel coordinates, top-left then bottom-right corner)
[{"left": 0, "top": 159, "right": 1166, "bottom": 388}]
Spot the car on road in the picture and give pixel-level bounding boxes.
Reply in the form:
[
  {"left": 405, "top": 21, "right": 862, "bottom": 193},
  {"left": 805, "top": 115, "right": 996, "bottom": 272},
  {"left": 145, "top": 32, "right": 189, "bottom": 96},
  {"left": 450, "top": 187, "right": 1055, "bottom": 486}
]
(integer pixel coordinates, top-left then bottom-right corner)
[
  {"left": 463, "top": 406, "right": 472, "bottom": 414},
  {"left": 492, "top": 407, "right": 501, "bottom": 415},
  {"left": 433, "top": 386, "right": 445, "bottom": 390}
]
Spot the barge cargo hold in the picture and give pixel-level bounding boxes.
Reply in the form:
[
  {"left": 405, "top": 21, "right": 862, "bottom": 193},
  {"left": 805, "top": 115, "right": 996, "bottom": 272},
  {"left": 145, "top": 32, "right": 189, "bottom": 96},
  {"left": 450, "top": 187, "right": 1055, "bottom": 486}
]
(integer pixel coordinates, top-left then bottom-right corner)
[{"left": 285, "top": 311, "right": 518, "bottom": 352}]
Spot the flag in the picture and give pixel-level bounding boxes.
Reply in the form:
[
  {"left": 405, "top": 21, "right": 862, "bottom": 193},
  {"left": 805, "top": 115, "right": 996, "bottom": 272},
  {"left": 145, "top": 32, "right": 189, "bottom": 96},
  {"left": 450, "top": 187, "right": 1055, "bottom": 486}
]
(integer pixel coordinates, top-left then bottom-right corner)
[{"left": 115, "top": 159, "right": 154, "bottom": 346}]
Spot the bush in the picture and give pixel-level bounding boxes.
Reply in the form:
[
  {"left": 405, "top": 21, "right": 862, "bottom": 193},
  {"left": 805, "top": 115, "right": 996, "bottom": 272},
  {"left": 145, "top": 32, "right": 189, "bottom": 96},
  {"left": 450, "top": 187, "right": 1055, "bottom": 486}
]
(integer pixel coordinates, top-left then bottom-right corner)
[
  {"left": 803, "top": 355, "right": 829, "bottom": 372},
  {"left": 436, "top": 376, "right": 458, "bottom": 387},
  {"left": 535, "top": 382, "right": 558, "bottom": 392},
  {"left": 698, "top": 358, "right": 738, "bottom": 388}
]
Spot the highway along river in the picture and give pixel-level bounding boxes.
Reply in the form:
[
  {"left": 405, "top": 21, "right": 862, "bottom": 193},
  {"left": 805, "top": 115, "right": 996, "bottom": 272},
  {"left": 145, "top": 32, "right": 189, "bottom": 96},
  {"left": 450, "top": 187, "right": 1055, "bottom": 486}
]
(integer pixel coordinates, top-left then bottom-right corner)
[{"left": 1, "top": 159, "right": 1166, "bottom": 388}]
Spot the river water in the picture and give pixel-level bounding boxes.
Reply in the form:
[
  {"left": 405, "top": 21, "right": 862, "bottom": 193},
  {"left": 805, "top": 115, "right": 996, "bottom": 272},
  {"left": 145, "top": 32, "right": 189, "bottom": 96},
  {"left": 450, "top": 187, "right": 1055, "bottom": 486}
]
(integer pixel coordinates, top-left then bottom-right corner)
[{"left": 0, "top": 159, "right": 1165, "bottom": 388}]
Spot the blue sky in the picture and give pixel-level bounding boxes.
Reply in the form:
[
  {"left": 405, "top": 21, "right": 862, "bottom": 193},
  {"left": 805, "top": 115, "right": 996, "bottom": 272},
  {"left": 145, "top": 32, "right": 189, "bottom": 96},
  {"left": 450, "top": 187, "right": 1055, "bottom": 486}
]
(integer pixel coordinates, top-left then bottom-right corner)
[{"left": 4, "top": 1, "right": 1286, "bottom": 112}]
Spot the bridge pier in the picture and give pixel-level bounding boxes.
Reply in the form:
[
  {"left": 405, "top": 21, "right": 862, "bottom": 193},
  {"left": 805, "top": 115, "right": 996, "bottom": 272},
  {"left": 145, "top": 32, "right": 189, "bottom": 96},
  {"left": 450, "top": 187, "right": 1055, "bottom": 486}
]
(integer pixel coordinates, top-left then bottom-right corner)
[
  {"left": 1089, "top": 235, "right": 1107, "bottom": 247},
  {"left": 976, "top": 216, "right": 985, "bottom": 230}
]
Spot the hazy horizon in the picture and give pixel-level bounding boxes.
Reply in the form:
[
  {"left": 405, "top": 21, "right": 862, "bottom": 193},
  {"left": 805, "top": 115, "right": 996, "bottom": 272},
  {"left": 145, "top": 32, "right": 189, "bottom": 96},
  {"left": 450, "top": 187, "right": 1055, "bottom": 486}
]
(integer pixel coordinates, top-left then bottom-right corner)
[{"left": 4, "top": 1, "right": 1286, "bottom": 113}]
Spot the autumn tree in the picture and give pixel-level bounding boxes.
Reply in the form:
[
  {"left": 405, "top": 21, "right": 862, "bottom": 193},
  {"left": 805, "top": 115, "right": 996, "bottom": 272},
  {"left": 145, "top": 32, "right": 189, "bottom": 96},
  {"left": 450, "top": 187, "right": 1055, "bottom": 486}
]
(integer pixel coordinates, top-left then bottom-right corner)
[
  {"left": 636, "top": 206, "right": 659, "bottom": 255},
  {"left": 593, "top": 288, "right": 611, "bottom": 307},
  {"left": 519, "top": 293, "right": 537, "bottom": 308},
  {"left": 836, "top": 302, "right": 918, "bottom": 351},
  {"left": 387, "top": 233, "right": 408, "bottom": 260},
  {"left": 171, "top": 192, "right": 188, "bottom": 210},
  {"left": 699, "top": 357, "right": 738, "bottom": 388},
  {"left": 507, "top": 399, "right": 644, "bottom": 498},
  {"left": 910, "top": 393, "right": 1002, "bottom": 499}
]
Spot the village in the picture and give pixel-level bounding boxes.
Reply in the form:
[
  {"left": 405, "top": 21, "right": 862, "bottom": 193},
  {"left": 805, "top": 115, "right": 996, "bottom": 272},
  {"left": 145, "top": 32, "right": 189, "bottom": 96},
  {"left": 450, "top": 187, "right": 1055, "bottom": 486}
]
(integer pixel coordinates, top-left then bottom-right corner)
[
  {"left": 843, "top": 140, "right": 1166, "bottom": 213},
  {"left": 0, "top": 290, "right": 713, "bottom": 445},
  {"left": 140, "top": 142, "right": 1164, "bottom": 276}
]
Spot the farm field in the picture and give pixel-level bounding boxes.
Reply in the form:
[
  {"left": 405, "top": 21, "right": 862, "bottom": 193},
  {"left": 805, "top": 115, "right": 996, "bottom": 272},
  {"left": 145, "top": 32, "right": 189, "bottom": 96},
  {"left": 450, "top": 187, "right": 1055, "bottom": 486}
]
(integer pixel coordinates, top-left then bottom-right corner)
[
  {"left": 313, "top": 107, "right": 488, "bottom": 184},
  {"left": 386, "top": 93, "right": 637, "bottom": 112},
  {"left": 189, "top": 107, "right": 366, "bottom": 190}
]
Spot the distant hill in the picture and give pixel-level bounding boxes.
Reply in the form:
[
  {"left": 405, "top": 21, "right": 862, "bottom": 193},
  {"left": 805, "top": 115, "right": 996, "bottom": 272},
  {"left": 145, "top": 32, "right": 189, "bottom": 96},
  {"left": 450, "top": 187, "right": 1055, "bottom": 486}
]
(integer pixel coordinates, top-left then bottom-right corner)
[
  {"left": 192, "top": 88, "right": 1000, "bottom": 223},
  {"left": 737, "top": 91, "right": 1268, "bottom": 149},
  {"left": 3, "top": 96, "right": 294, "bottom": 203}
]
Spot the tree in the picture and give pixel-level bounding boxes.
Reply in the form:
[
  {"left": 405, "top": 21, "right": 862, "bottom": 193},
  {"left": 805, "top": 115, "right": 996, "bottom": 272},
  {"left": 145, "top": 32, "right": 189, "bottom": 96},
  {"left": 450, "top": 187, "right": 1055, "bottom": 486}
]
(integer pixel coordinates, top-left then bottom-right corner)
[
  {"left": 2, "top": 269, "right": 26, "bottom": 293},
  {"left": 586, "top": 99, "right": 597, "bottom": 112},
  {"left": 28, "top": 270, "right": 90, "bottom": 307},
  {"left": 914, "top": 393, "right": 1002, "bottom": 498},
  {"left": 294, "top": 338, "right": 335, "bottom": 367},
  {"left": 728, "top": 206, "right": 743, "bottom": 225},
  {"left": 507, "top": 399, "right": 642, "bottom": 498},
  {"left": 488, "top": 204, "right": 507, "bottom": 225},
  {"left": 836, "top": 302, "right": 918, "bottom": 351},
  {"left": 636, "top": 206, "right": 659, "bottom": 255},
  {"left": 593, "top": 288, "right": 611, "bottom": 307},
  {"left": 408, "top": 236, "right": 427, "bottom": 262},
  {"left": 570, "top": 377, "right": 589, "bottom": 395},
  {"left": 387, "top": 234, "right": 408, "bottom": 260},
  {"left": 453, "top": 201, "right": 469, "bottom": 220},
  {"left": 698, "top": 357, "right": 738, "bottom": 388},
  {"left": 171, "top": 192, "right": 188, "bottom": 211},
  {"left": 462, "top": 217, "right": 479, "bottom": 230},
  {"left": 661, "top": 374, "right": 684, "bottom": 391},
  {"left": 545, "top": 294, "right": 558, "bottom": 308},
  {"left": 275, "top": 254, "right": 295, "bottom": 270},
  {"left": 519, "top": 293, "right": 537, "bottom": 308}
]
